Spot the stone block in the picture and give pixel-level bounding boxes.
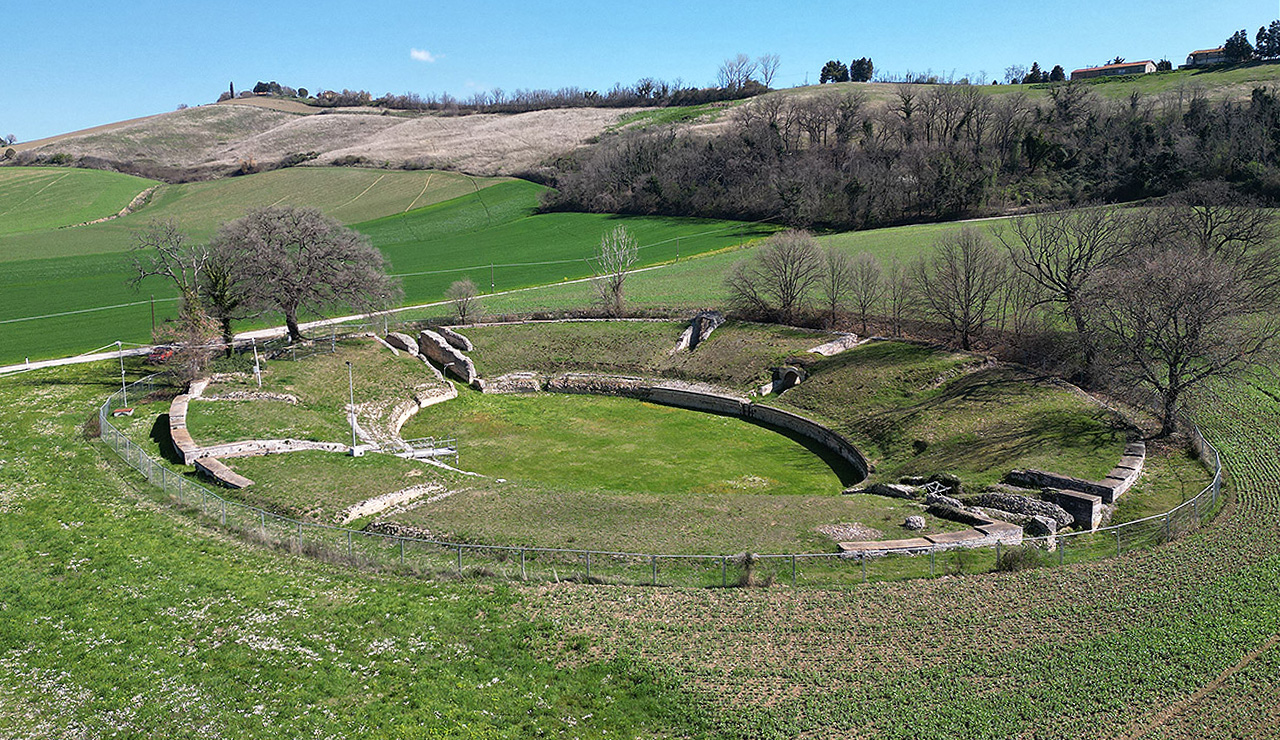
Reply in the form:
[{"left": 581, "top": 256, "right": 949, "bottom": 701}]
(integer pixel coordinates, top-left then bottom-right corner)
[
  {"left": 1045, "top": 488, "right": 1103, "bottom": 531},
  {"left": 385, "top": 332, "right": 418, "bottom": 355},
  {"left": 417, "top": 330, "right": 477, "bottom": 384},
  {"left": 838, "top": 537, "right": 934, "bottom": 553},
  {"left": 434, "top": 326, "right": 474, "bottom": 352}
]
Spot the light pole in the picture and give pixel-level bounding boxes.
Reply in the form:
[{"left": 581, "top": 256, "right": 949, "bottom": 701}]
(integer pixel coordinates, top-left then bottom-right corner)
[
  {"left": 252, "top": 338, "right": 262, "bottom": 389},
  {"left": 117, "top": 341, "right": 128, "bottom": 406},
  {"left": 346, "top": 361, "right": 361, "bottom": 456}
]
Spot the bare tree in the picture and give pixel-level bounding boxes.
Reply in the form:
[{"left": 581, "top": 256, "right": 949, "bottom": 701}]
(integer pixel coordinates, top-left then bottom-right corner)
[
  {"left": 214, "top": 206, "right": 401, "bottom": 342},
  {"left": 718, "top": 53, "right": 758, "bottom": 89},
  {"left": 1080, "top": 246, "right": 1280, "bottom": 436},
  {"left": 725, "top": 230, "right": 822, "bottom": 323},
  {"left": 757, "top": 54, "right": 781, "bottom": 88},
  {"left": 446, "top": 279, "right": 481, "bottom": 324},
  {"left": 848, "top": 252, "right": 883, "bottom": 335},
  {"left": 152, "top": 303, "right": 220, "bottom": 384},
  {"left": 131, "top": 220, "right": 210, "bottom": 305},
  {"left": 993, "top": 206, "right": 1131, "bottom": 366},
  {"left": 818, "top": 247, "right": 855, "bottom": 327},
  {"left": 592, "top": 225, "right": 638, "bottom": 317},
  {"left": 885, "top": 257, "right": 911, "bottom": 337},
  {"left": 1167, "top": 183, "right": 1280, "bottom": 306},
  {"left": 911, "top": 228, "right": 1006, "bottom": 350}
]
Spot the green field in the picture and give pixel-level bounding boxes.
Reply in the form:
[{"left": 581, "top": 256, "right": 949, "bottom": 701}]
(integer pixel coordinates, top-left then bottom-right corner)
[
  {"left": 0, "top": 167, "right": 157, "bottom": 236},
  {"left": 403, "top": 389, "right": 852, "bottom": 495},
  {"left": 0, "top": 171, "right": 770, "bottom": 365}
]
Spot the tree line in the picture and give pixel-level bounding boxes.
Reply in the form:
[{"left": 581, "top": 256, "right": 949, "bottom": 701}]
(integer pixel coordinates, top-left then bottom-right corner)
[
  {"left": 721, "top": 184, "right": 1280, "bottom": 435},
  {"left": 546, "top": 80, "right": 1280, "bottom": 230}
]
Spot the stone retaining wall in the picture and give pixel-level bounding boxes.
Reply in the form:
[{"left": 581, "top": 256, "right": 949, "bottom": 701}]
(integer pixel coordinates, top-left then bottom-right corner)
[
  {"left": 1006, "top": 440, "right": 1145, "bottom": 507},
  {"left": 417, "top": 330, "right": 477, "bottom": 384},
  {"left": 434, "top": 326, "right": 473, "bottom": 352},
  {"left": 194, "top": 457, "right": 254, "bottom": 489}
]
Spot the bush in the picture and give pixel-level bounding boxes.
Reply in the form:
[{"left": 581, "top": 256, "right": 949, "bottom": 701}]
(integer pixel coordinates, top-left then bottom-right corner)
[{"left": 995, "top": 545, "right": 1043, "bottom": 572}]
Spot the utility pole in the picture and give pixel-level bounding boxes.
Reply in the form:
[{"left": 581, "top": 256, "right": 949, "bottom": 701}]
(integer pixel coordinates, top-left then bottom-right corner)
[{"left": 117, "top": 341, "right": 127, "bottom": 406}]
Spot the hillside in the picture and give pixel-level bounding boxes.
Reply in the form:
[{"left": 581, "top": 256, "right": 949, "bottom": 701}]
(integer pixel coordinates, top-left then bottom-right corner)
[{"left": 12, "top": 99, "right": 650, "bottom": 180}]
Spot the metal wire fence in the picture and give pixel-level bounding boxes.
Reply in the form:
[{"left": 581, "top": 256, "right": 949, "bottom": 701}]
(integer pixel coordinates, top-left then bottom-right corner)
[{"left": 100, "top": 373, "right": 1225, "bottom": 588}]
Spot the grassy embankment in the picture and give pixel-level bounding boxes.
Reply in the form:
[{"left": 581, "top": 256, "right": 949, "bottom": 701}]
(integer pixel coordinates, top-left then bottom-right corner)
[{"left": 0, "top": 168, "right": 769, "bottom": 364}]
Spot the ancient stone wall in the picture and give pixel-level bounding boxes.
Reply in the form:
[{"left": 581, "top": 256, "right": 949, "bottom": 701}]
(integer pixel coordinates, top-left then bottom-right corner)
[
  {"left": 434, "top": 326, "right": 474, "bottom": 352},
  {"left": 417, "top": 330, "right": 477, "bottom": 384}
]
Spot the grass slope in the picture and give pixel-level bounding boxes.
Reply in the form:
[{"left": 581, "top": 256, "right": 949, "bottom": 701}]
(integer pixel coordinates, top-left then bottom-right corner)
[
  {"left": 0, "top": 177, "right": 770, "bottom": 365},
  {"left": 0, "top": 167, "right": 156, "bottom": 236}
]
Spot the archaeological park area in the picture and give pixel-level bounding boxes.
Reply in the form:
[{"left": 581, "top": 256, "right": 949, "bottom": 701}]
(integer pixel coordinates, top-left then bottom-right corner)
[{"left": 6, "top": 10, "right": 1280, "bottom": 738}]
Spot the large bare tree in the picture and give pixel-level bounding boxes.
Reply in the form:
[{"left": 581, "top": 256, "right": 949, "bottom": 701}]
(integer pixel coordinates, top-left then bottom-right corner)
[
  {"left": 592, "top": 225, "right": 638, "bottom": 317},
  {"left": 213, "top": 206, "right": 401, "bottom": 342},
  {"left": 912, "top": 227, "right": 1005, "bottom": 350},
  {"left": 994, "top": 206, "right": 1132, "bottom": 370},
  {"left": 725, "top": 230, "right": 822, "bottom": 323},
  {"left": 1080, "top": 245, "right": 1280, "bottom": 436}
]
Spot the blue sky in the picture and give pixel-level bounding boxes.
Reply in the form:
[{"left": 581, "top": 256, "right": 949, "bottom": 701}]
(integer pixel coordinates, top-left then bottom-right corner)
[{"left": 2, "top": 0, "right": 1273, "bottom": 142}]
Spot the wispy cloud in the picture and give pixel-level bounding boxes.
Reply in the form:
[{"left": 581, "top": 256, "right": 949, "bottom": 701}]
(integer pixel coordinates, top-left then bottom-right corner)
[{"left": 410, "top": 48, "right": 438, "bottom": 63}]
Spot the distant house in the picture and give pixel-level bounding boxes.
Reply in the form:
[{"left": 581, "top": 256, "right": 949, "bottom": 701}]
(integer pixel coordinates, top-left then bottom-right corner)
[
  {"left": 1070, "top": 60, "right": 1157, "bottom": 80},
  {"left": 1182, "top": 47, "right": 1227, "bottom": 68}
]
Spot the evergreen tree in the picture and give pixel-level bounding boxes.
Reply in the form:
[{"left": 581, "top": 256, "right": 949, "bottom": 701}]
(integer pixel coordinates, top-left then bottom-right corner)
[
  {"left": 1049, "top": 64, "right": 1066, "bottom": 82},
  {"left": 819, "top": 60, "right": 850, "bottom": 84},
  {"left": 1225, "top": 29, "right": 1254, "bottom": 63},
  {"left": 849, "top": 57, "right": 874, "bottom": 82},
  {"left": 1023, "top": 62, "right": 1043, "bottom": 83}
]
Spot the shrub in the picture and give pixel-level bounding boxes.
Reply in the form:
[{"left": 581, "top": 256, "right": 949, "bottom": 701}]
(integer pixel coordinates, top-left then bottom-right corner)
[{"left": 995, "top": 545, "right": 1043, "bottom": 572}]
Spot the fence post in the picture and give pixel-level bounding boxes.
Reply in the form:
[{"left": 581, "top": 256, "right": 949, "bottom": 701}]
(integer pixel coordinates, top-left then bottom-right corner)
[
  {"left": 861, "top": 554, "right": 867, "bottom": 583},
  {"left": 401, "top": 539, "right": 406, "bottom": 567},
  {"left": 996, "top": 541, "right": 1002, "bottom": 564},
  {"left": 721, "top": 557, "right": 727, "bottom": 587},
  {"left": 297, "top": 521, "right": 302, "bottom": 549},
  {"left": 520, "top": 549, "right": 526, "bottom": 581},
  {"left": 260, "top": 510, "right": 266, "bottom": 541},
  {"left": 456, "top": 545, "right": 462, "bottom": 576},
  {"left": 585, "top": 552, "right": 591, "bottom": 582},
  {"left": 220, "top": 499, "right": 226, "bottom": 527},
  {"left": 1116, "top": 529, "right": 1122, "bottom": 557},
  {"left": 930, "top": 548, "right": 935, "bottom": 577},
  {"left": 651, "top": 555, "right": 657, "bottom": 586},
  {"left": 791, "top": 554, "right": 797, "bottom": 586},
  {"left": 1059, "top": 537, "right": 1065, "bottom": 566},
  {"left": 347, "top": 530, "right": 353, "bottom": 558},
  {"left": 1165, "top": 513, "right": 1171, "bottom": 541}
]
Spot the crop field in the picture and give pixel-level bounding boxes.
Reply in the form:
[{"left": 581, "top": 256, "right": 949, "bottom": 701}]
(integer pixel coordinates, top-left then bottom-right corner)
[
  {"left": 0, "top": 171, "right": 767, "bottom": 365},
  {"left": 0, "top": 167, "right": 157, "bottom": 236}
]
